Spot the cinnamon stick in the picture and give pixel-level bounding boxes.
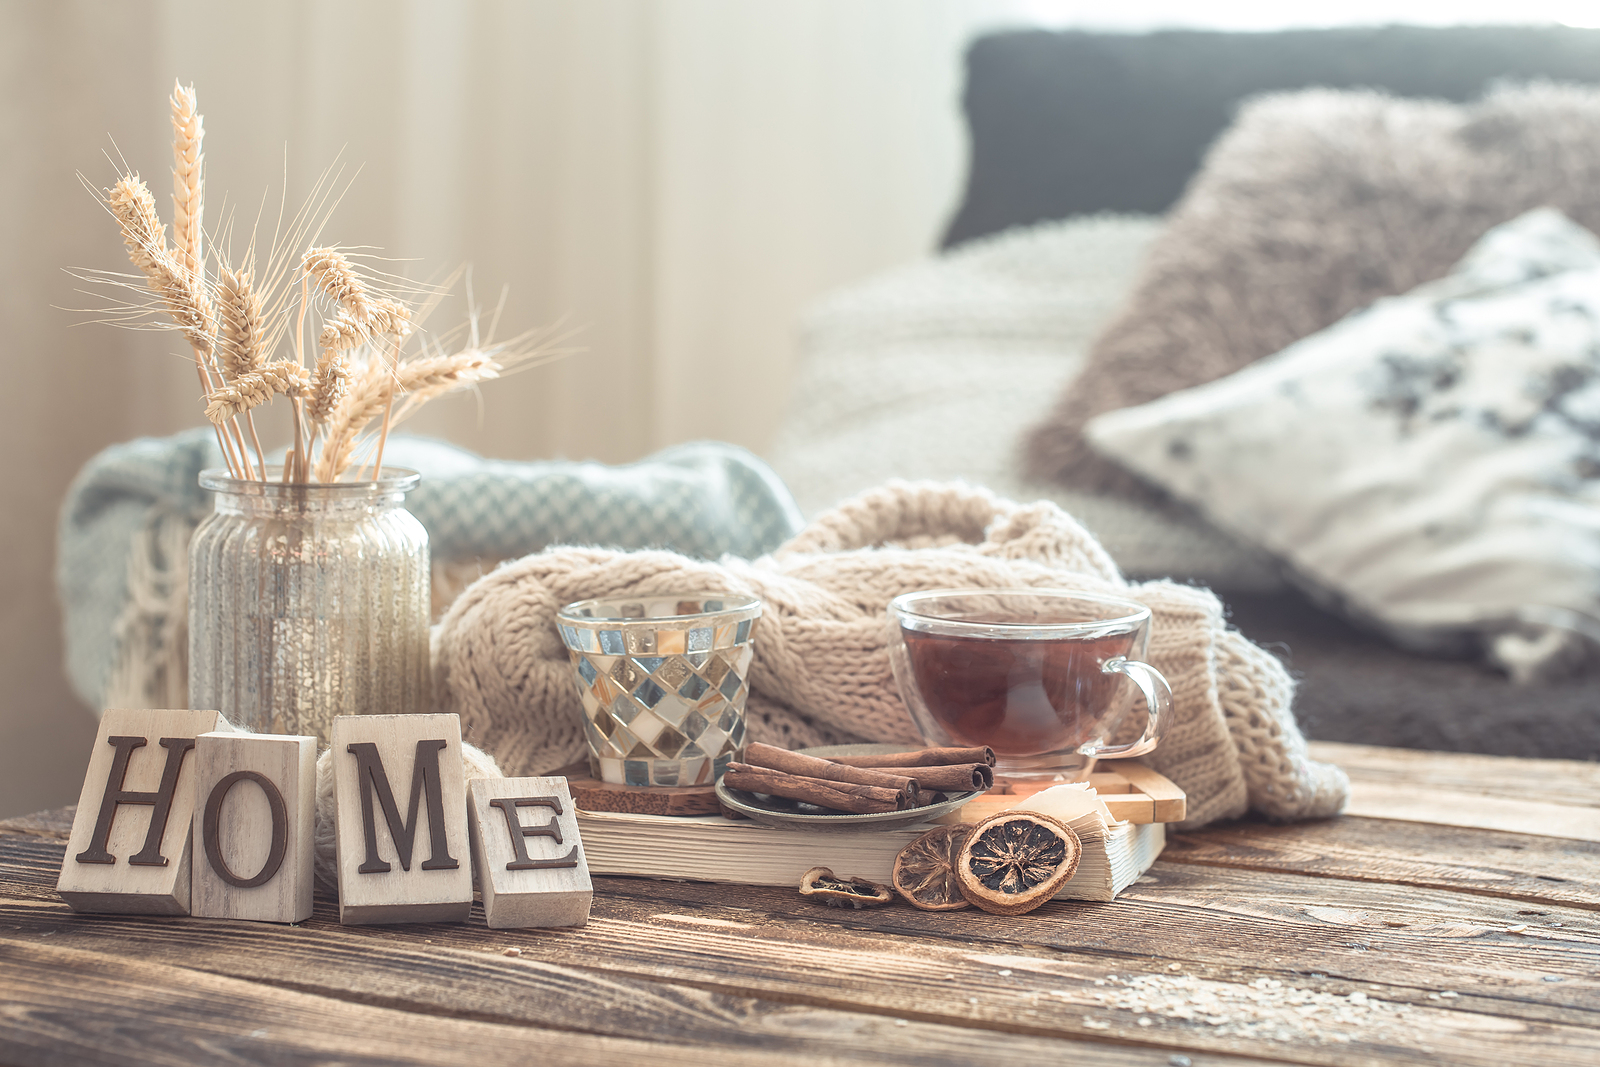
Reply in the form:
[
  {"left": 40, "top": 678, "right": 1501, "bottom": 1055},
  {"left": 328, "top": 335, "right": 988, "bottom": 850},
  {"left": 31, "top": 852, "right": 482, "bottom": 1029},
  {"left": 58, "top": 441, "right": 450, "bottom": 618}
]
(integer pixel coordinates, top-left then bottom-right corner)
[
  {"left": 743, "top": 743, "right": 922, "bottom": 805},
  {"left": 827, "top": 746, "right": 996, "bottom": 769},
  {"left": 893, "top": 763, "right": 993, "bottom": 793},
  {"left": 721, "top": 764, "right": 908, "bottom": 814}
]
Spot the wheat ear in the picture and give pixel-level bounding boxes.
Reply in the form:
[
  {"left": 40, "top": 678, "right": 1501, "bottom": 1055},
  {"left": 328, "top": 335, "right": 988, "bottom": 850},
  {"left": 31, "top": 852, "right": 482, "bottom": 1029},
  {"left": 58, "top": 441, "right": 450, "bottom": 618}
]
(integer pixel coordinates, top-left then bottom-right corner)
[
  {"left": 307, "top": 348, "right": 350, "bottom": 424},
  {"left": 216, "top": 268, "right": 266, "bottom": 377},
  {"left": 314, "top": 349, "right": 500, "bottom": 482},
  {"left": 106, "top": 175, "right": 252, "bottom": 476},
  {"left": 170, "top": 81, "right": 204, "bottom": 283},
  {"left": 215, "top": 265, "right": 273, "bottom": 474},
  {"left": 205, "top": 359, "right": 312, "bottom": 423}
]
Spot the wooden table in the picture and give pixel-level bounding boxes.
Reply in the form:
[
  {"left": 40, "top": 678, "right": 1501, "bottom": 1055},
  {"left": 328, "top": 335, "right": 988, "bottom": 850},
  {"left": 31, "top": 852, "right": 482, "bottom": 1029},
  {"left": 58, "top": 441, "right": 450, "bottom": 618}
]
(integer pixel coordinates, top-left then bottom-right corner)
[{"left": 2, "top": 741, "right": 1597, "bottom": 1066}]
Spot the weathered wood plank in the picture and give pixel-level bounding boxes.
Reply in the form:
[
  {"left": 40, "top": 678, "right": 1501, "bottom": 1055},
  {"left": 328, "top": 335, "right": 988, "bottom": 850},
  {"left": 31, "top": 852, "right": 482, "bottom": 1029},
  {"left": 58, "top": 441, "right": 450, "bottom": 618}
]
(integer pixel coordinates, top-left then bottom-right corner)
[
  {"left": 0, "top": 917, "right": 1282, "bottom": 1067},
  {"left": 1311, "top": 742, "right": 1600, "bottom": 841},
  {"left": 10, "top": 843, "right": 1599, "bottom": 1033},
  {"left": 1162, "top": 816, "right": 1600, "bottom": 910},
  {"left": 0, "top": 937, "right": 822, "bottom": 1067},
  {"left": 6, "top": 833, "right": 1600, "bottom": 1067},
  {"left": 331, "top": 895, "right": 1600, "bottom": 1067},
  {"left": 0, "top": 806, "right": 73, "bottom": 837},
  {"left": 7, "top": 827, "right": 1600, "bottom": 1029},
  {"left": 5, "top": 889, "right": 1593, "bottom": 1067},
  {"left": 575, "top": 864, "right": 1600, "bottom": 1024},
  {"left": 1311, "top": 743, "right": 1600, "bottom": 807}
]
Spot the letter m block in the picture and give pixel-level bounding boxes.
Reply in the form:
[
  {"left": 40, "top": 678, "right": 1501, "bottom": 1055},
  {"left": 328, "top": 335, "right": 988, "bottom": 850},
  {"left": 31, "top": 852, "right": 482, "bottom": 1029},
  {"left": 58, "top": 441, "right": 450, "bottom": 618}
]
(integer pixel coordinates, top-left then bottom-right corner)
[
  {"left": 331, "top": 714, "right": 473, "bottom": 924},
  {"left": 58, "top": 708, "right": 225, "bottom": 914}
]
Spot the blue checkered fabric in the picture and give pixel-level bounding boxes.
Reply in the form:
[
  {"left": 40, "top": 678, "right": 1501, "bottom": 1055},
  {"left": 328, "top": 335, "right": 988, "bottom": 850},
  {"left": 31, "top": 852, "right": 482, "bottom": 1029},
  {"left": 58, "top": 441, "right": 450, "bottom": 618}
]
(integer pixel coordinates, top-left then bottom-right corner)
[{"left": 57, "top": 428, "right": 803, "bottom": 710}]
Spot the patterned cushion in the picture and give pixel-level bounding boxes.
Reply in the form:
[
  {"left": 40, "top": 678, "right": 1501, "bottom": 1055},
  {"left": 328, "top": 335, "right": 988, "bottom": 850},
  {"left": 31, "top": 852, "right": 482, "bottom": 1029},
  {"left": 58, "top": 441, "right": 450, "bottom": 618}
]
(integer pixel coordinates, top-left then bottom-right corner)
[
  {"left": 1085, "top": 209, "right": 1600, "bottom": 678},
  {"left": 57, "top": 430, "right": 802, "bottom": 711}
]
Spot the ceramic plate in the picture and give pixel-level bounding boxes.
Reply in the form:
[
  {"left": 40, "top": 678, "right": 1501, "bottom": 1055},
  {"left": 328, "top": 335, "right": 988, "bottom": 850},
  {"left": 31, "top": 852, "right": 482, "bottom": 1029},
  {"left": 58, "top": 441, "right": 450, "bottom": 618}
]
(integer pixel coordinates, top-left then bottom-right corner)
[{"left": 714, "top": 744, "right": 979, "bottom": 831}]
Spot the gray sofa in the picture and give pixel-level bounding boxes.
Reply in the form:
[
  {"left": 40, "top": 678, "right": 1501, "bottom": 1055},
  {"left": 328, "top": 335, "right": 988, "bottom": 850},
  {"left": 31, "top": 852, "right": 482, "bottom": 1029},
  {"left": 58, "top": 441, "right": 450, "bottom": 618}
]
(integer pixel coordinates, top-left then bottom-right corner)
[{"left": 770, "top": 25, "right": 1600, "bottom": 761}]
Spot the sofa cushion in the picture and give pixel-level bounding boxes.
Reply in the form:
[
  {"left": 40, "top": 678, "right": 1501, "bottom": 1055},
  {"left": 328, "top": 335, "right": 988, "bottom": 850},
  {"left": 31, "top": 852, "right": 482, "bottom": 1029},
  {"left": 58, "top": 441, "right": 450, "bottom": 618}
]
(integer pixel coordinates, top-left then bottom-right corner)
[
  {"left": 1024, "top": 82, "right": 1600, "bottom": 500},
  {"left": 765, "top": 214, "right": 1283, "bottom": 592},
  {"left": 1085, "top": 208, "right": 1600, "bottom": 678}
]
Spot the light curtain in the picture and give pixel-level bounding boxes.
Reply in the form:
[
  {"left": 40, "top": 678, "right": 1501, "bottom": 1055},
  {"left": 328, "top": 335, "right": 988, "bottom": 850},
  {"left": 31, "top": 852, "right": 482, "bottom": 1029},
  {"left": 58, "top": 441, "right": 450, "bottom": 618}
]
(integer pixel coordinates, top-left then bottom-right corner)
[{"left": 0, "top": 0, "right": 1034, "bottom": 816}]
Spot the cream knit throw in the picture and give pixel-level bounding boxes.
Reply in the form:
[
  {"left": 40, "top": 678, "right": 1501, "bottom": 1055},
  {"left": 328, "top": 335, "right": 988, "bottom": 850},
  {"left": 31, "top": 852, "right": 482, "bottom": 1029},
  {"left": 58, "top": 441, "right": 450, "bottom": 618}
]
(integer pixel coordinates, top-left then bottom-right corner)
[{"left": 435, "top": 483, "right": 1347, "bottom": 828}]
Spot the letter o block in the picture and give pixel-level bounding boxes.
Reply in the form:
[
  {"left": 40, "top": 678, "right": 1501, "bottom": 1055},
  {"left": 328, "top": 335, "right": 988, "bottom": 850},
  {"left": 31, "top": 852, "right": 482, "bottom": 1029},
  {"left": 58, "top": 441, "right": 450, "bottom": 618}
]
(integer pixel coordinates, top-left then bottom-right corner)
[
  {"left": 468, "top": 777, "right": 593, "bottom": 929},
  {"left": 191, "top": 732, "right": 316, "bottom": 923}
]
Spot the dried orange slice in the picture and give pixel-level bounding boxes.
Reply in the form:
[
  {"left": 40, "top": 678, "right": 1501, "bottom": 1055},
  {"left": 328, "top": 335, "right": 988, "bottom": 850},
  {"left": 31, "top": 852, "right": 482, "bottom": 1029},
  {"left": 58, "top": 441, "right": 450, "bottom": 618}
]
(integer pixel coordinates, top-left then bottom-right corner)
[
  {"left": 955, "top": 810, "right": 1080, "bottom": 916},
  {"left": 798, "top": 866, "right": 893, "bottom": 909},
  {"left": 892, "top": 824, "right": 973, "bottom": 911}
]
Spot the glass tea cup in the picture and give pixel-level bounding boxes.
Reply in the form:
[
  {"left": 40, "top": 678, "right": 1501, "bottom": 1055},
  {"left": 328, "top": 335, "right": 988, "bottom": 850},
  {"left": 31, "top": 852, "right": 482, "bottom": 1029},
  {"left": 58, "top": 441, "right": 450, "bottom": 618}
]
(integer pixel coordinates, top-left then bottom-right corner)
[{"left": 887, "top": 588, "right": 1171, "bottom": 781}]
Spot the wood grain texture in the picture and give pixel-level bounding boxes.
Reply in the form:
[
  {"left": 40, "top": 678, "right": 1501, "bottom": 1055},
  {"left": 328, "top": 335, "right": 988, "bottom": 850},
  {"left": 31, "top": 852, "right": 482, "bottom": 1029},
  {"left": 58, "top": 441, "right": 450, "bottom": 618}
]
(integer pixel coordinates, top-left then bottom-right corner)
[
  {"left": 1310, "top": 741, "right": 1600, "bottom": 841},
  {"left": 331, "top": 714, "right": 473, "bottom": 925},
  {"left": 0, "top": 921, "right": 1291, "bottom": 1067},
  {"left": 469, "top": 777, "right": 593, "bottom": 929},
  {"left": 7, "top": 832, "right": 1595, "bottom": 1067},
  {"left": 191, "top": 732, "right": 316, "bottom": 924},
  {"left": 7, "top": 742, "right": 1599, "bottom": 1067},
  {"left": 0, "top": 806, "right": 73, "bottom": 837},
  {"left": 1104, "top": 760, "right": 1188, "bottom": 822},
  {"left": 567, "top": 774, "right": 721, "bottom": 816},
  {"left": 56, "top": 708, "right": 224, "bottom": 915},
  {"left": 0, "top": 938, "right": 819, "bottom": 1067},
  {"left": 1163, "top": 816, "right": 1600, "bottom": 910}
]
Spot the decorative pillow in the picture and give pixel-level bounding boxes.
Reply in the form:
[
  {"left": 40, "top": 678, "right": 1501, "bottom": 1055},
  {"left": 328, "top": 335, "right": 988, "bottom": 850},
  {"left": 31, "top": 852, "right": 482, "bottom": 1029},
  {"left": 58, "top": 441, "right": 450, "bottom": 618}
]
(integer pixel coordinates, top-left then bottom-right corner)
[
  {"left": 58, "top": 430, "right": 804, "bottom": 713},
  {"left": 1085, "top": 209, "right": 1600, "bottom": 679},
  {"left": 765, "top": 214, "right": 1283, "bottom": 591},
  {"left": 1025, "top": 82, "right": 1600, "bottom": 500}
]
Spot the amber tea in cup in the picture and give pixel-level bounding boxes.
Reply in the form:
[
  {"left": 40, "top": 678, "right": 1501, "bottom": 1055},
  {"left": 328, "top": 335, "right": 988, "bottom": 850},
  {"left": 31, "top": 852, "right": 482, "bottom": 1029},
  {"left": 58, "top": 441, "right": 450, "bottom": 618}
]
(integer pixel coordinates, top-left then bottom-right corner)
[{"left": 888, "top": 589, "right": 1171, "bottom": 781}]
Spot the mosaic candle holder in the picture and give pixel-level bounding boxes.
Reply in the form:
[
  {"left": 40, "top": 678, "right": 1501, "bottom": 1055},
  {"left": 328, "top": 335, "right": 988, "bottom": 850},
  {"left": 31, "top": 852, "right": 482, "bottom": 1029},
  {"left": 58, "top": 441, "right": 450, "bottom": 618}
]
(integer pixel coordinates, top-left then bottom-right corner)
[{"left": 557, "top": 593, "right": 762, "bottom": 786}]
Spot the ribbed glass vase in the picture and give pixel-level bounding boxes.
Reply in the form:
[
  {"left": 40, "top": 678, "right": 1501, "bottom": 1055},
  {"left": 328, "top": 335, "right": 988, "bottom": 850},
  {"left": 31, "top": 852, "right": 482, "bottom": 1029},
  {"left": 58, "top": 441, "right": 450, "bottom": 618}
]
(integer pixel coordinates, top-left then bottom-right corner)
[{"left": 188, "top": 468, "right": 430, "bottom": 744}]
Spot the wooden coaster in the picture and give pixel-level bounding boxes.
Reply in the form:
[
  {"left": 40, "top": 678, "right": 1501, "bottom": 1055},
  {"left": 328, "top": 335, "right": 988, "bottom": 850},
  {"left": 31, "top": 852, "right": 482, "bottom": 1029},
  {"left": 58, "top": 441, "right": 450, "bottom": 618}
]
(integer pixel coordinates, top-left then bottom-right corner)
[{"left": 564, "top": 773, "right": 721, "bottom": 817}]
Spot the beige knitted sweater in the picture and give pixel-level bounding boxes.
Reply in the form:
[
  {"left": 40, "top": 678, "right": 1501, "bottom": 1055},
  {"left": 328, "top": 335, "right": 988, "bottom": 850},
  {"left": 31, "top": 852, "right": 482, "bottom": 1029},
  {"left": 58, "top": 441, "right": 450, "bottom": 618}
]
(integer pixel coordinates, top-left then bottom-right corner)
[{"left": 435, "top": 482, "right": 1347, "bottom": 828}]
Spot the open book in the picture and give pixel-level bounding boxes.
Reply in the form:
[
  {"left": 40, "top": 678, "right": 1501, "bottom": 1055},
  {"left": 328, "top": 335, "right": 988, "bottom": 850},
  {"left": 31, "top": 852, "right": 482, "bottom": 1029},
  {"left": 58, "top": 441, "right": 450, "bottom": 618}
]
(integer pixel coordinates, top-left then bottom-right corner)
[{"left": 577, "top": 788, "right": 1165, "bottom": 903}]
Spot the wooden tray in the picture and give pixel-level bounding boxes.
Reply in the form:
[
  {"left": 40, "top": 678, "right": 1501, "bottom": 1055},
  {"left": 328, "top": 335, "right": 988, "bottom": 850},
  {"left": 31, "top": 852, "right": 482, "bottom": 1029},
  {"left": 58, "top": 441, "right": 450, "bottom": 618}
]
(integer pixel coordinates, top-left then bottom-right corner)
[
  {"left": 1085, "top": 760, "right": 1187, "bottom": 823},
  {"left": 967, "top": 760, "right": 1187, "bottom": 825}
]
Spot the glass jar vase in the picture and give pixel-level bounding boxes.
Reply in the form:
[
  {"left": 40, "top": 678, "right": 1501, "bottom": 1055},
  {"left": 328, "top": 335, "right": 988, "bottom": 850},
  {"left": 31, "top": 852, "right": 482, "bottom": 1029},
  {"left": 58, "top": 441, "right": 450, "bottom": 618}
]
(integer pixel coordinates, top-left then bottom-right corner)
[{"left": 188, "top": 468, "right": 431, "bottom": 744}]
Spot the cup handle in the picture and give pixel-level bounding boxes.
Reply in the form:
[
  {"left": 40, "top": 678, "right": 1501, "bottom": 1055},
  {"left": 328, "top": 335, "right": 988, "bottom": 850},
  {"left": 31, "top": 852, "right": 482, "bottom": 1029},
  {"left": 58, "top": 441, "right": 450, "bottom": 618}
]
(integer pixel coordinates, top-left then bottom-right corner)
[{"left": 1087, "top": 656, "right": 1171, "bottom": 760}]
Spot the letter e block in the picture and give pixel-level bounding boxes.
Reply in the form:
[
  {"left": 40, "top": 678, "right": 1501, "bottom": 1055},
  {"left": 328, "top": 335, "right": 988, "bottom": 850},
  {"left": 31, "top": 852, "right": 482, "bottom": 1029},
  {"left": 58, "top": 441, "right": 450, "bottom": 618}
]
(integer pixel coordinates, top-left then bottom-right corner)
[
  {"left": 331, "top": 713, "right": 473, "bottom": 925},
  {"left": 191, "top": 732, "right": 316, "bottom": 923},
  {"left": 58, "top": 708, "right": 225, "bottom": 914},
  {"left": 468, "top": 777, "right": 593, "bottom": 929}
]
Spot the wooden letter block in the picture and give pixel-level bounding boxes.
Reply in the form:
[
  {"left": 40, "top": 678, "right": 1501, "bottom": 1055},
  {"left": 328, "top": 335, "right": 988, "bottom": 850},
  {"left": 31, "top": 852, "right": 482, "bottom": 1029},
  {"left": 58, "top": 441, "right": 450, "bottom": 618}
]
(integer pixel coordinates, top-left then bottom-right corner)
[
  {"left": 468, "top": 777, "right": 593, "bottom": 929},
  {"left": 331, "top": 713, "right": 473, "bottom": 925},
  {"left": 58, "top": 708, "right": 225, "bottom": 914},
  {"left": 190, "top": 732, "right": 316, "bottom": 924}
]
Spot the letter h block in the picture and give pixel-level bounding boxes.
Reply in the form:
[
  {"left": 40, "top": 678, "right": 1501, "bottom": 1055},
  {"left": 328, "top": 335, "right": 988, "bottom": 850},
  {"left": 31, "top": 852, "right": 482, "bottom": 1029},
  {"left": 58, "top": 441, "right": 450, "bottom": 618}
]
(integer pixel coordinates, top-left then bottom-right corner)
[
  {"left": 331, "top": 713, "right": 473, "bottom": 925},
  {"left": 468, "top": 777, "right": 593, "bottom": 928},
  {"left": 191, "top": 732, "right": 317, "bottom": 923},
  {"left": 58, "top": 708, "right": 225, "bottom": 914}
]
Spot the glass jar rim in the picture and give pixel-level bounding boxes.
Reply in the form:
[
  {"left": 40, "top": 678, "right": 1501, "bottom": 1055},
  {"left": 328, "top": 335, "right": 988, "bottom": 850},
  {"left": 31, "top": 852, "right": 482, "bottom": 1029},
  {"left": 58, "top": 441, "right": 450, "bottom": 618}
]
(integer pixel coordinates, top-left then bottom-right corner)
[
  {"left": 198, "top": 467, "right": 421, "bottom": 494},
  {"left": 558, "top": 591, "right": 763, "bottom": 625},
  {"left": 889, "top": 587, "right": 1149, "bottom": 633}
]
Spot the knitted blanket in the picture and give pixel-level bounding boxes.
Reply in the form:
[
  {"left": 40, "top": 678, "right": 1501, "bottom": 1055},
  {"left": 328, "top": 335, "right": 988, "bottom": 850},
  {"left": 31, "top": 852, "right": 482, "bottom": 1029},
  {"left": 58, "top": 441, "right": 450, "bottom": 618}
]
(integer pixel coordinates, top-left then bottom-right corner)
[
  {"left": 58, "top": 429, "right": 804, "bottom": 714},
  {"left": 436, "top": 482, "right": 1348, "bottom": 829}
]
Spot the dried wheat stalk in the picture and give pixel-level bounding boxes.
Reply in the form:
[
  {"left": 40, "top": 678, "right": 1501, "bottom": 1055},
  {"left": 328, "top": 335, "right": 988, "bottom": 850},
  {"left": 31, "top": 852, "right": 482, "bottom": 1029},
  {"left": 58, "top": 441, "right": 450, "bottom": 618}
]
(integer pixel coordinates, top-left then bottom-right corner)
[
  {"left": 216, "top": 267, "right": 266, "bottom": 377},
  {"left": 204, "top": 359, "right": 313, "bottom": 423},
  {"left": 90, "top": 82, "right": 562, "bottom": 484},
  {"left": 307, "top": 348, "right": 350, "bottom": 424},
  {"left": 170, "top": 81, "right": 204, "bottom": 283},
  {"left": 302, "top": 248, "right": 411, "bottom": 337},
  {"left": 314, "top": 349, "right": 501, "bottom": 482}
]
